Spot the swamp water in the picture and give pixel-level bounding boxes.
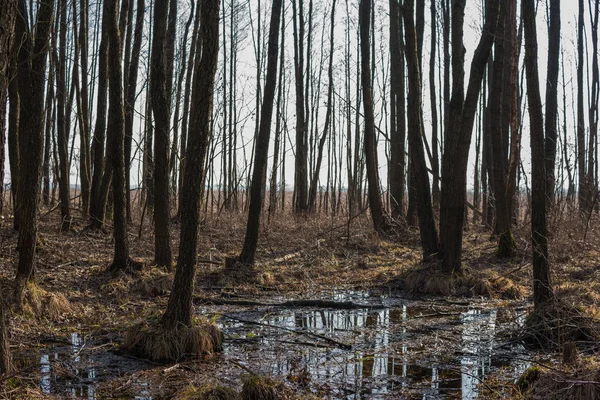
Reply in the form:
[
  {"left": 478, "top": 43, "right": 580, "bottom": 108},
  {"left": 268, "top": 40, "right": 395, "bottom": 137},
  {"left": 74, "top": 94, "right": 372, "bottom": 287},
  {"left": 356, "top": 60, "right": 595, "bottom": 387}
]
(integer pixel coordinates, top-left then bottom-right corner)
[{"left": 22, "top": 290, "right": 531, "bottom": 399}]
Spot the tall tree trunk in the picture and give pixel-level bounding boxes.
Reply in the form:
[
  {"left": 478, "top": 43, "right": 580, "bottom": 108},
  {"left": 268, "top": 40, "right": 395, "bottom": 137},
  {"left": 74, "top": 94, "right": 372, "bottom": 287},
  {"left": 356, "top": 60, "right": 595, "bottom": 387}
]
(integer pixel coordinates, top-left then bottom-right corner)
[
  {"left": 269, "top": 4, "right": 285, "bottom": 216},
  {"left": 8, "top": 50, "right": 19, "bottom": 229},
  {"left": 292, "top": 0, "right": 308, "bottom": 212},
  {"left": 359, "top": 0, "right": 388, "bottom": 235},
  {"left": 489, "top": 1, "right": 515, "bottom": 257},
  {"left": 0, "top": 0, "right": 17, "bottom": 374},
  {"left": 522, "top": 0, "right": 553, "bottom": 310},
  {"left": 89, "top": 30, "right": 109, "bottom": 229},
  {"left": 238, "top": 0, "right": 283, "bottom": 265},
  {"left": 124, "top": 0, "right": 145, "bottom": 223},
  {"left": 105, "top": 0, "right": 131, "bottom": 272},
  {"left": 544, "top": 0, "right": 560, "bottom": 205},
  {"left": 389, "top": 0, "right": 405, "bottom": 221},
  {"left": 162, "top": 0, "right": 220, "bottom": 329},
  {"left": 402, "top": 0, "right": 438, "bottom": 257},
  {"left": 14, "top": 0, "right": 54, "bottom": 291},
  {"left": 151, "top": 0, "right": 174, "bottom": 268},
  {"left": 577, "top": 0, "right": 588, "bottom": 214},
  {"left": 438, "top": 0, "right": 499, "bottom": 274},
  {"left": 308, "top": 0, "right": 336, "bottom": 212},
  {"left": 56, "top": 0, "right": 72, "bottom": 231},
  {"left": 430, "top": 0, "right": 440, "bottom": 210},
  {"left": 76, "top": 0, "right": 92, "bottom": 217}
]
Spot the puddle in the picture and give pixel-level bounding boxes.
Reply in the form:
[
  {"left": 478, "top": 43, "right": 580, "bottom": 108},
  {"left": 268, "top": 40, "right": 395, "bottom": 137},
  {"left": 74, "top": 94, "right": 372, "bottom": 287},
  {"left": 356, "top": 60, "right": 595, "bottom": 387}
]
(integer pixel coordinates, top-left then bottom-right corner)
[
  {"left": 220, "top": 292, "right": 531, "bottom": 399},
  {"left": 18, "top": 331, "right": 148, "bottom": 399},
  {"left": 21, "top": 290, "right": 530, "bottom": 399}
]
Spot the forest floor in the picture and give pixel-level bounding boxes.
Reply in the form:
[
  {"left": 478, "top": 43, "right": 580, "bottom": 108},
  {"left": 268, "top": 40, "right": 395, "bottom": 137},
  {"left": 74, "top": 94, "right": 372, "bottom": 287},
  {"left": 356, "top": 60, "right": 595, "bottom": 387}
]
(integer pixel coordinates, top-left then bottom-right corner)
[{"left": 1, "top": 204, "right": 599, "bottom": 399}]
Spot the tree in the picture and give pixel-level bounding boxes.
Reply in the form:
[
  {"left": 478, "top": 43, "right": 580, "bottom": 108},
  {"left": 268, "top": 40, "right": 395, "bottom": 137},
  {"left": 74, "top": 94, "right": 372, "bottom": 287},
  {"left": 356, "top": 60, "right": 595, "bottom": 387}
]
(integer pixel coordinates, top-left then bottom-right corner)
[
  {"left": 489, "top": 0, "right": 517, "bottom": 257},
  {"left": 89, "top": 23, "right": 109, "bottom": 230},
  {"left": 402, "top": 0, "right": 438, "bottom": 257},
  {"left": 0, "top": 0, "right": 17, "bottom": 375},
  {"left": 544, "top": 0, "right": 560, "bottom": 204},
  {"left": 76, "top": 0, "right": 92, "bottom": 217},
  {"left": 389, "top": 0, "right": 406, "bottom": 221},
  {"left": 438, "top": 0, "right": 499, "bottom": 274},
  {"left": 359, "top": 0, "right": 389, "bottom": 235},
  {"left": 308, "top": 0, "right": 336, "bottom": 212},
  {"left": 292, "top": 0, "right": 309, "bottom": 212},
  {"left": 577, "top": 0, "right": 588, "bottom": 214},
  {"left": 238, "top": 0, "right": 283, "bottom": 265},
  {"left": 124, "top": 0, "right": 146, "bottom": 222},
  {"left": 127, "top": 0, "right": 223, "bottom": 360},
  {"left": 151, "top": 0, "right": 174, "bottom": 268},
  {"left": 56, "top": 0, "right": 73, "bottom": 231},
  {"left": 104, "top": 0, "right": 134, "bottom": 272},
  {"left": 14, "top": 0, "right": 54, "bottom": 299},
  {"left": 522, "top": 0, "right": 553, "bottom": 310}
]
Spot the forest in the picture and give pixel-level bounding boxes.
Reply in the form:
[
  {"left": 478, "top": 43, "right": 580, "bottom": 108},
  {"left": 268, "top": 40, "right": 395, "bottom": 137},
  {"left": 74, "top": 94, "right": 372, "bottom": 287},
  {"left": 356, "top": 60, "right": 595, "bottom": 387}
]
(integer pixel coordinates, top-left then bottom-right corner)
[{"left": 0, "top": 0, "right": 599, "bottom": 398}]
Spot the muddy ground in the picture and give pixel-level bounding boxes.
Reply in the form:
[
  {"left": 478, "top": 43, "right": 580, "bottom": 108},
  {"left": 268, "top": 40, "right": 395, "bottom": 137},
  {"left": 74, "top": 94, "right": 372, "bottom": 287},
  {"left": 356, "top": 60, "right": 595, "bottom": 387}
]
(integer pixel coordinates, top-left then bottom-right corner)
[{"left": 0, "top": 206, "right": 599, "bottom": 399}]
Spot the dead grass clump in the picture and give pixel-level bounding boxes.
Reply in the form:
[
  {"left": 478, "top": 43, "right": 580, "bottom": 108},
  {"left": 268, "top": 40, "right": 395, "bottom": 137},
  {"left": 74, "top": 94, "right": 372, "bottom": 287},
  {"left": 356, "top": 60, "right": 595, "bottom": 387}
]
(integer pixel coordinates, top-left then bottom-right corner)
[
  {"left": 471, "top": 278, "right": 492, "bottom": 297},
  {"left": 132, "top": 270, "right": 174, "bottom": 297},
  {"left": 404, "top": 267, "right": 455, "bottom": 295},
  {"left": 19, "top": 282, "right": 72, "bottom": 319},
  {"left": 524, "top": 301, "right": 598, "bottom": 350},
  {"left": 124, "top": 317, "right": 223, "bottom": 362},
  {"left": 174, "top": 383, "right": 240, "bottom": 400},
  {"left": 241, "top": 375, "right": 290, "bottom": 400},
  {"left": 522, "top": 357, "right": 600, "bottom": 399},
  {"left": 492, "top": 277, "right": 524, "bottom": 299}
]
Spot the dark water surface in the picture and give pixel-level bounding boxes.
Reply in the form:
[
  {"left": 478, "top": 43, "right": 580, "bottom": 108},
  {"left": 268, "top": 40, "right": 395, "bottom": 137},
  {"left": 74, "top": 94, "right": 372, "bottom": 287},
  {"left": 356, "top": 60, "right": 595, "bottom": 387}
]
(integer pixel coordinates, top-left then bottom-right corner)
[{"left": 21, "top": 290, "right": 531, "bottom": 399}]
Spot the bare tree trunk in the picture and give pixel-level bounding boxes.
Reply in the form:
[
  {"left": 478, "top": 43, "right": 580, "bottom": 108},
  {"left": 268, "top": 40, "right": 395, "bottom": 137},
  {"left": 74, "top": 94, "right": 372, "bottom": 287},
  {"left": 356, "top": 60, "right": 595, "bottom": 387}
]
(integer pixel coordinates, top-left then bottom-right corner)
[
  {"left": 238, "top": 0, "right": 283, "bottom": 265},
  {"left": 439, "top": 0, "right": 499, "bottom": 274},
  {"left": 89, "top": 29, "right": 109, "bottom": 229},
  {"left": 544, "top": 0, "right": 560, "bottom": 205},
  {"left": 522, "top": 0, "right": 553, "bottom": 310},
  {"left": 14, "top": 0, "right": 54, "bottom": 291},
  {"left": 359, "top": 0, "right": 388, "bottom": 234},
  {"left": 76, "top": 0, "right": 92, "bottom": 217},
  {"left": 0, "top": 0, "right": 17, "bottom": 374},
  {"left": 308, "top": 0, "right": 336, "bottom": 212},
  {"left": 269, "top": 5, "right": 285, "bottom": 216},
  {"left": 56, "top": 0, "right": 72, "bottom": 231},
  {"left": 292, "top": 0, "right": 308, "bottom": 212},
  {"left": 162, "top": 0, "right": 220, "bottom": 330},
  {"left": 151, "top": 0, "right": 174, "bottom": 268},
  {"left": 429, "top": 0, "right": 440, "bottom": 210},
  {"left": 402, "top": 0, "right": 438, "bottom": 257},
  {"left": 124, "top": 0, "right": 145, "bottom": 222},
  {"left": 389, "top": 0, "right": 405, "bottom": 221},
  {"left": 578, "top": 0, "right": 588, "bottom": 214},
  {"left": 105, "top": 0, "right": 131, "bottom": 272}
]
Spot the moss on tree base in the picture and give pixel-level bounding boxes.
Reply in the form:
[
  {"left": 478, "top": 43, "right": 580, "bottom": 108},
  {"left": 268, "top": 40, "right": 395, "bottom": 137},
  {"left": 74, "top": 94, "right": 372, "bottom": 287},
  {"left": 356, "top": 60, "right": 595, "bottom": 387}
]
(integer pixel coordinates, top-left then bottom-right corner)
[
  {"left": 496, "top": 231, "right": 517, "bottom": 258},
  {"left": 124, "top": 317, "right": 223, "bottom": 362}
]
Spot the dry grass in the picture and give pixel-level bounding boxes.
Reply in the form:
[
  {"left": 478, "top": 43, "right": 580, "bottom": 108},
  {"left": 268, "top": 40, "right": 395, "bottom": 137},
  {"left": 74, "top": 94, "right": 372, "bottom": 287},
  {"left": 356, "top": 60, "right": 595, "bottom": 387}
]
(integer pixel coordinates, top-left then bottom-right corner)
[
  {"left": 240, "top": 375, "right": 291, "bottom": 400},
  {"left": 18, "top": 282, "right": 73, "bottom": 320},
  {"left": 520, "top": 357, "right": 600, "bottom": 399},
  {"left": 124, "top": 317, "right": 223, "bottom": 362},
  {"left": 174, "top": 383, "right": 240, "bottom": 400}
]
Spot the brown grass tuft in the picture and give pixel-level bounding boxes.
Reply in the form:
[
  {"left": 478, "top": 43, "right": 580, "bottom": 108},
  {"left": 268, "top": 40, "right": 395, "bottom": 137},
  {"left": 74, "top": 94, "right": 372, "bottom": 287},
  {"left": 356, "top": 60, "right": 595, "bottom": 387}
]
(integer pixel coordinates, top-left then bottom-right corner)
[
  {"left": 524, "top": 301, "right": 599, "bottom": 349},
  {"left": 521, "top": 357, "right": 600, "bottom": 399},
  {"left": 174, "top": 383, "right": 240, "bottom": 400},
  {"left": 18, "top": 282, "right": 72, "bottom": 319},
  {"left": 241, "top": 375, "right": 288, "bottom": 400},
  {"left": 471, "top": 278, "right": 492, "bottom": 297},
  {"left": 404, "top": 267, "right": 455, "bottom": 295},
  {"left": 124, "top": 317, "right": 223, "bottom": 362}
]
